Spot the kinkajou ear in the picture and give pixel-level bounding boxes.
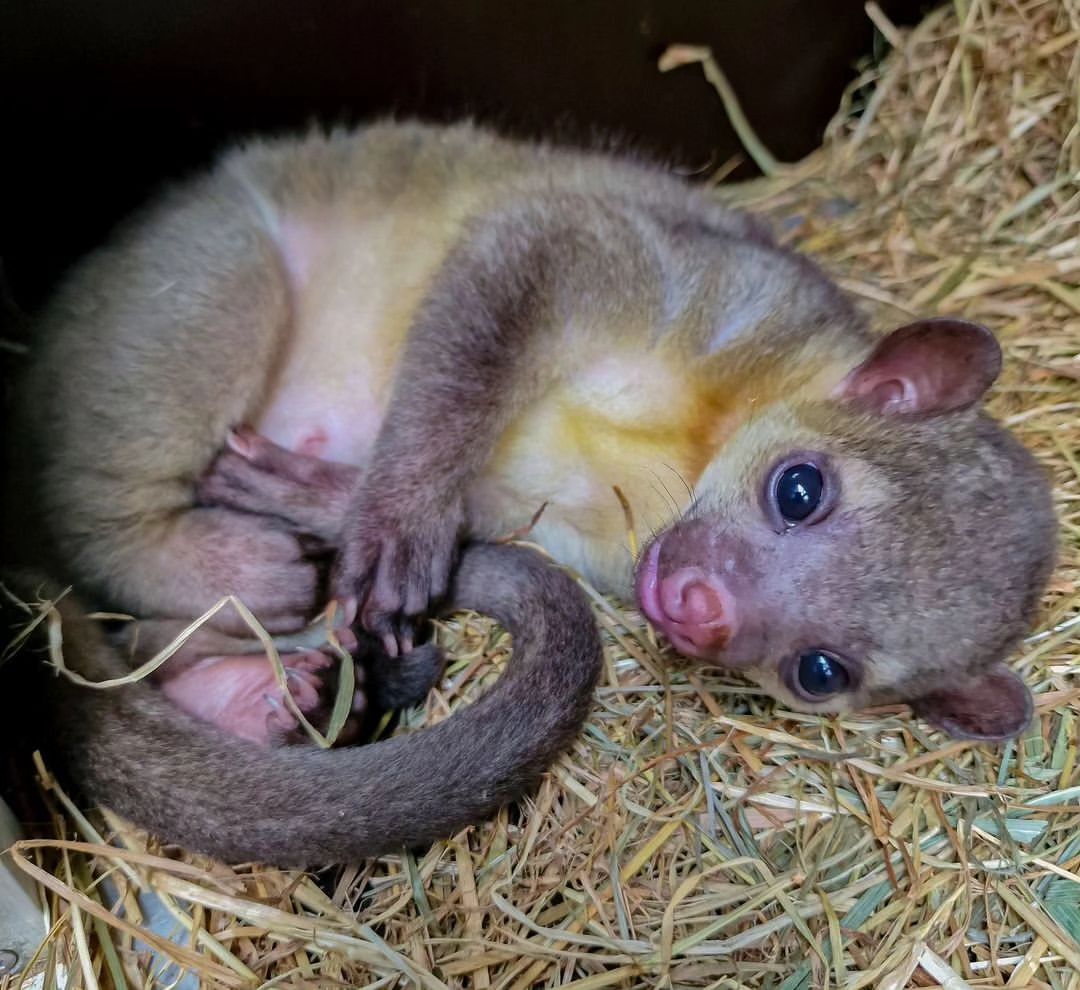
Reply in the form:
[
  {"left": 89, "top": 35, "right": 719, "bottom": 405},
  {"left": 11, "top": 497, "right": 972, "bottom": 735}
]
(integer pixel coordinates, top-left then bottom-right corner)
[
  {"left": 835, "top": 318, "right": 1001, "bottom": 417},
  {"left": 911, "top": 662, "right": 1033, "bottom": 741}
]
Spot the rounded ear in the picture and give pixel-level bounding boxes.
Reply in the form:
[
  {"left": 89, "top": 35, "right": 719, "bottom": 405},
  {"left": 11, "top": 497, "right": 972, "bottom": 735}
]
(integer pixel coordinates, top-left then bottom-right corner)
[
  {"left": 911, "top": 663, "right": 1033, "bottom": 741},
  {"left": 835, "top": 318, "right": 1001, "bottom": 416}
]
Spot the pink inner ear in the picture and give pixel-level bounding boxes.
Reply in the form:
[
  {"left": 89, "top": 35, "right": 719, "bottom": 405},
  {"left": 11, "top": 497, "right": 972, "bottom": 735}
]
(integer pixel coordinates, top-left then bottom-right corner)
[
  {"left": 836, "top": 318, "right": 1001, "bottom": 417},
  {"left": 860, "top": 378, "right": 914, "bottom": 414}
]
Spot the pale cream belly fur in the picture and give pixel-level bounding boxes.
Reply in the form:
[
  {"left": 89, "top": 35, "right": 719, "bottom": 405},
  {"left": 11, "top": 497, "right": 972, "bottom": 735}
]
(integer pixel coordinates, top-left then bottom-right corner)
[
  {"left": 254, "top": 211, "right": 424, "bottom": 467},
  {"left": 250, "top": 211, "right": 697, "bottom": 596}
]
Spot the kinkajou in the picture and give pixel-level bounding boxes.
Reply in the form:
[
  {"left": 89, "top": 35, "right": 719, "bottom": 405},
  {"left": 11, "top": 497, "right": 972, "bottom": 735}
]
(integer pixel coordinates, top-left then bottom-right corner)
[{"left": 8, "top": 120, "right": 1055, "bottom": 756}]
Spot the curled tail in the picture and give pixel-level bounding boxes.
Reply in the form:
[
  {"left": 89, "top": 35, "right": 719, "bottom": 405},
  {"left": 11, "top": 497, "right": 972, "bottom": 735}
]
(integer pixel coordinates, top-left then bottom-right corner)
[{"left": 4, "top": 543, "right": 602, "bottom": 867}]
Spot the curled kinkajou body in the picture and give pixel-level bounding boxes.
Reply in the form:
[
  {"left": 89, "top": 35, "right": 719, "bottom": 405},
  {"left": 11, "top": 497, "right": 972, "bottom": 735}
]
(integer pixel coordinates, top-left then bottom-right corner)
[
  {"left": 2, "top": 544, "right": 603, "bottom": 866},
  {"left": 13, "top": 120, "right": 1056, "bottom": 754}
]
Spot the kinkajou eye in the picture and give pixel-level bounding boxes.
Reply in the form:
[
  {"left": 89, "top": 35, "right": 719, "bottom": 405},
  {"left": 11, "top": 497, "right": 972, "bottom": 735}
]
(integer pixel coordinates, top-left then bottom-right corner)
[
  {"left": 794, "top": 649, "right": 851, "bottom": 698},
  {"left": 774, "top": 463, "right": 824, "bottom": 523}
]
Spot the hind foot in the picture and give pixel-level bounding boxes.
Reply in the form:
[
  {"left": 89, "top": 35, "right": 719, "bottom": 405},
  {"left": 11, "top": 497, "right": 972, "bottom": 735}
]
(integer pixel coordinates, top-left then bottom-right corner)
[{"left": 161, "top": 638, "right": 365, "bottom": 746}]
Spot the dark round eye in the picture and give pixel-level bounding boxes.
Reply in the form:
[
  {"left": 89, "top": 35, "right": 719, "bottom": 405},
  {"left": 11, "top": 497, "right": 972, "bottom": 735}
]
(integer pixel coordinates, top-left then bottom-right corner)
[
  {"left": 796, "top": 650, "right": 851, "bottom": 697},
  {"left": 775, "top": 463, "right": 824, "bottom": 522}
]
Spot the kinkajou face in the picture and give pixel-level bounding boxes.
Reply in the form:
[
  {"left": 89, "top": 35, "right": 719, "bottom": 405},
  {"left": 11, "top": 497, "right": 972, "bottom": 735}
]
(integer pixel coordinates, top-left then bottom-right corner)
[{"left": 633, "top": 321, "right": 1052, "bottom": 738}]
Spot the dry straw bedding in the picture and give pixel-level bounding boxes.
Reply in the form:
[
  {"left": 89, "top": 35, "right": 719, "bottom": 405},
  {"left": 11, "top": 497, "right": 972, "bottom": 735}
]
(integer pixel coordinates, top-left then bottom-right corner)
[{"left": 6, "top": 1, "right": 1080, "bottom": 987}]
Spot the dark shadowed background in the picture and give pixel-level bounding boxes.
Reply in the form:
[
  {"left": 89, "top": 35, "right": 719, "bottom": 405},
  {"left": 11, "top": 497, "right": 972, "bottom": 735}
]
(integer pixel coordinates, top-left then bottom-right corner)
[{"left": 1, "top": 0, "right": 930, "bottom": 313}]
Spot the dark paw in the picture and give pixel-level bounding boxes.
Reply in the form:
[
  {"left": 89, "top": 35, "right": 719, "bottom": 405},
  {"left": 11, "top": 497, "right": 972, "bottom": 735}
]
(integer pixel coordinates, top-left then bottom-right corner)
[{"left": 336, "top": 495, "right": 466, "bottom": 654}]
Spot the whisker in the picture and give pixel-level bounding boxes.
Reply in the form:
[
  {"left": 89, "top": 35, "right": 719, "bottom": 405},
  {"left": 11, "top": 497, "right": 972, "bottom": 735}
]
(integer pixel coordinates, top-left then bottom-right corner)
[
  {"left": 647, "top": 475, "right": 682, "bottom": 531},
  {"left": 661, "top": 461, "right": 696, "bottom": 503},
  {"left": 648, "top": 477, "right": 679, "bottom": 518}
]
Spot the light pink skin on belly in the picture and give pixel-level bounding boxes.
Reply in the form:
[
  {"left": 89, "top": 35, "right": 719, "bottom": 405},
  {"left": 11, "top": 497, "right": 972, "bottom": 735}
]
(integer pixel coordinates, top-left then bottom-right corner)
[
  {"left": 254, "top": 213, "right": 393, "bottom": 467},
  {"left": 296, "top": 427, "right": 329, "bottom": 458},
  {"left": 257, "top": 393, "right": 383, "bottom": 466}
]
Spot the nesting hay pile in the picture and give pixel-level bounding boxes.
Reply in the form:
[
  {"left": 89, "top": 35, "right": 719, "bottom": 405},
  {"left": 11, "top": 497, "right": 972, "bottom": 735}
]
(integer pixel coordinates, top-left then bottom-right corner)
[{"left": 6, "top": 2, "right": 1080, "bottom": 987}]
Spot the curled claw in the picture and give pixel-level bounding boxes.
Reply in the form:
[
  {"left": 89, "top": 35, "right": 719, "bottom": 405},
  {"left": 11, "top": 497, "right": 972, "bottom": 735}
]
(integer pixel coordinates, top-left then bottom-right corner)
[
  {"left": 225, "top": 425, "right": 257, "bottom": 458},
  {"left": 283, "top": 667, "right": 322, "bottom": 710},
  {"left": 263, "top": 692, "right": 298, "bottom": 736},
  {"left": 339, "top": 597, "right": 359, "bottom": 627},
  {"left": 368, "top": 633, "right": 395, "bottom": 658}
]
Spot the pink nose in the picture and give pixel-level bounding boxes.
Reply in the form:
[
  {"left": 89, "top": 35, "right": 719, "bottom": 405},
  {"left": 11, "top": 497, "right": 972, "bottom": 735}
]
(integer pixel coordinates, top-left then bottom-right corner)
[{"left": 657, "top": 567, "right": 738, "bottom": 651}]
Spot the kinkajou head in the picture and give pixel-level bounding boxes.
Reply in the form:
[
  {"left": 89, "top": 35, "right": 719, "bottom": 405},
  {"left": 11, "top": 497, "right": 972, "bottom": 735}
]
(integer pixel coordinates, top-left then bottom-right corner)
[{"left": 636, "top": 319, "right": 1055, "bottom": 739}]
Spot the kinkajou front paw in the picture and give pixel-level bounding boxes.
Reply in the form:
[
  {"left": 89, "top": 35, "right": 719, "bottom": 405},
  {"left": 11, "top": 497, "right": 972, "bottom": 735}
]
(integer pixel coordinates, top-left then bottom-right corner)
[{"left": 334, "top": 489, "right": 467, "bottom": 656}]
